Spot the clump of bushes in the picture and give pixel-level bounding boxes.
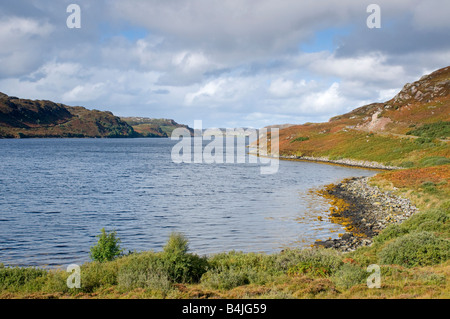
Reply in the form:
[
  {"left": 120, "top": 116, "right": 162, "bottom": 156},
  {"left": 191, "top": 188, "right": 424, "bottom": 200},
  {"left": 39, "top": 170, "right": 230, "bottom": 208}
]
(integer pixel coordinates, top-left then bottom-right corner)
[
  {"left": 420, "top": 156, "right": 450, "bottom": 167},
  {"left": 201, "top": 266, "right": 253, "bottom": 290},
  {"left": 400, "top": 161, "right": 415, "bottom": 168},
  {"left": 290, "top": 136, "right": 310, "bottom": 143},
  {"left": 406, "top": 121, "right": 449, "bottom": 140},
  {"left": 330, "top": 263, "right": 367, "bottom": 289},
  {"left": 374, "top": 207, "right": 450, "bottom": 247},
  {"left": 117, "top": 232, "right": 208, "bottom": 292},
  {"left": 200, "top": 248, "right": 344, "bottom": 290},
  {"left": 0, "top": 265, "right": 47, "bottom": 292},
  {"left": 273, "top": 248, "right": 343, "bottom": 274},
  {"left": 378, "top": 231, "right": 450, "bottom": 267},
  {"left": 420, "top": 181, "right": 438, "bottom": 193}
]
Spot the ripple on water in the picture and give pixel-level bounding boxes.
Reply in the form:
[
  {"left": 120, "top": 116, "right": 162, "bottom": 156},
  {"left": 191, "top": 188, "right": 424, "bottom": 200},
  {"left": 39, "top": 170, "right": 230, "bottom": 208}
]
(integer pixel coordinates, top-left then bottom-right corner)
[{"left": 0, "top": 138, "right": 377, "bottom": 267}]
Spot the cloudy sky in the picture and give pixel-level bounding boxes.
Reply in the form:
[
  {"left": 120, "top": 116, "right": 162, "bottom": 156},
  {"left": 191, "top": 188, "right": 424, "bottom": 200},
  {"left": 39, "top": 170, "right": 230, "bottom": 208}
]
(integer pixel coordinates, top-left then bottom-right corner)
[{"left": 1, "top": 0, "right": 449, "bottom": 128}]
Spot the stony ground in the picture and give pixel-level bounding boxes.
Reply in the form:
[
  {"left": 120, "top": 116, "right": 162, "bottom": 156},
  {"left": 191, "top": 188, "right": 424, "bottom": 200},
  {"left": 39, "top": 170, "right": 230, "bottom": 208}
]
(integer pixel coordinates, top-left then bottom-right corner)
[{"left": 315, "top": 176, "right": 418, "bottom": 251}]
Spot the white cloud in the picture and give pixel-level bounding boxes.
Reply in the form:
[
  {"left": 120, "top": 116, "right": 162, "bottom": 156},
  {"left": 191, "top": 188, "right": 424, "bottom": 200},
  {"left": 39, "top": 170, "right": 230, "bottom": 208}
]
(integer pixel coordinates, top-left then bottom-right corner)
[
  {"left": 0, "top": 1, "right": 449, "bottom": 128},
  {"left": 310, "top": 53, "right": 406, "bottom": 84},
  {"left": 268, "top": 78, "right": 307, "bottom": 97},
  {"left": 0, "top": 17, "right": 54, "bottom": 77},
  {"left": 62, "top": 83, "right": 106, "bottom": 102}
]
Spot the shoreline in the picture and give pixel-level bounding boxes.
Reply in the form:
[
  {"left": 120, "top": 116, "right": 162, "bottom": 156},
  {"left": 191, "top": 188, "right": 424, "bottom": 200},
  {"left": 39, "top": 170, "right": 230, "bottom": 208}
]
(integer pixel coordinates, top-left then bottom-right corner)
[
  {"left": 314, "top": 176, "right": 418, "bottom": 252},
  {"left": 278, "top": 155, "right": 402, "bottom": 170}
]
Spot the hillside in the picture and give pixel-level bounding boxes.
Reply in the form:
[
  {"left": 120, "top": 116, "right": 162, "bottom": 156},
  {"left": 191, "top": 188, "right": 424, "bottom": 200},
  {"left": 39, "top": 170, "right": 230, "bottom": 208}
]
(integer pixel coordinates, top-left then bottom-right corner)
[
  {"left": 121, "top": 117, "right": 193, "bottom": 137},
  {"left": 0, "top": 93, "right": 192, "bottom": 138},
  {"left": 276, "top": 66, "right": 450, "bottom": 168}
]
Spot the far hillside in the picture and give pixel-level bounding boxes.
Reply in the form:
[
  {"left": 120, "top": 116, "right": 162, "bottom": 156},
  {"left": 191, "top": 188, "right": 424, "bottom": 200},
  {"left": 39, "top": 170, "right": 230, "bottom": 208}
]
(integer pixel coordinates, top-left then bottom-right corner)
[
  {"left": 276, "top": 66, "right": 450, "bottom": 169},
  {"left": 0, "top": 92, "right": 192, "bottom": 139},
  {"left": 121, "top": 117, "right": 193, "bottom": 137}
]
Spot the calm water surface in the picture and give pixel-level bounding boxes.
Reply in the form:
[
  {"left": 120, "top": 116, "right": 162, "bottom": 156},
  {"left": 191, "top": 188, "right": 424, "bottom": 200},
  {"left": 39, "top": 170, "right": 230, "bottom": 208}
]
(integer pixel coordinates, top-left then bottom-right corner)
[{"left": 0, "top": 138, "right": 377, "bottom": 267}]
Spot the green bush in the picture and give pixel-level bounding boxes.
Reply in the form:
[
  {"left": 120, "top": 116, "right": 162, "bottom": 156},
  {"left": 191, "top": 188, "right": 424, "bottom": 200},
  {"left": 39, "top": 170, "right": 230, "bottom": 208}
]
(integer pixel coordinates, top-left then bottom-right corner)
[
  {"left": 440, "top": 200, "right": 450, "bottom": 214},
  {"left": 290, "top": 136, "right": 310, "bottom": 143},
  {"left": 373, "top": 224, "right": 409, "bottom": 245},
  {"left": 161, "top": 232, "right": 208, "bottom": 283},
  {"left": 90, "top": 228, "right": 123, "bottom": 262},
  {"left": 118, "top": 252, "right": 167, "bottom": 289},
  {"left": 287, "top": 261, "right": 331, "bottom": 277},
  {"left": 420, "top": 181, "right": 438, "bottom": 194},
  {"left": 331, "top": 264, "right": 367, "bottom": 289},
  {"left": 273, "top": 248, "right": 343, "bottom": 274},
  {"left": 0, "top": 266, "right": 47, "bottom": 292},
  {"left": 415, "top": 272, "right": 446, "bottom": 285},
  {"left": 400, "top": 161, "right": 415, "bottom": 168},
  {"left": 401, "top": 209, "right": 449, "bottom": 234},
  {"left": 415, "top": 137, "right": 434, "bottom": 145},
  {"left": 420, "top": 156, "right": 450, "bottom": 167},
  {"left": 406, "top": 121, "right": 450, "bottom": 139},
  {"left": 207, "top": 251, "right": 275, "bottom": 273},
  {"left": 378, "top": 231, "right": 450, "bottom": 267},
  {"left": 118, "top": 233, "right": 207, "bottom": 290},
  {"left": 163, "top": 232, "right": 189, "bottom": 255},
  {"left": 80, "top": 260, "right": 119, "bottom": 292},
  {"left": 201, "top": 266, "right": 251, "bottom": 290}
]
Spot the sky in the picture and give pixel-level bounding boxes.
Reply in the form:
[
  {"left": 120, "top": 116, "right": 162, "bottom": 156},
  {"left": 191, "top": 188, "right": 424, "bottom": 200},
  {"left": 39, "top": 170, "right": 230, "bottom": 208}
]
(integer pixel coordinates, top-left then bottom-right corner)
[{"left": 0, "top": 0, "right": 449, "bottom": 129}]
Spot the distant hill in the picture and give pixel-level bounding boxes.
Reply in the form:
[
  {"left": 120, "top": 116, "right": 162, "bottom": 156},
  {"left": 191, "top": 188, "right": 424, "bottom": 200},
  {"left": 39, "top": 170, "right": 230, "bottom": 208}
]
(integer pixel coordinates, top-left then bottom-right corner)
[
  {"left": 272, "top": 66, "right": 450, "bottom": 168},
  {"left": 0, "top": 92, "right": 191, "bottom": 138},
  {"left": 121, "top": 117, "right": 193, "bottom": 137}
]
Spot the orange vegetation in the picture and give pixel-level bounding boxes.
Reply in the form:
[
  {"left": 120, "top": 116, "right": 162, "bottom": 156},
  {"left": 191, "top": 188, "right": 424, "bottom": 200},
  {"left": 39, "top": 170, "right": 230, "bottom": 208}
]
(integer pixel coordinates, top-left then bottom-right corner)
[{"left": 374, "top": 165, "right": 450, "bottom": 188}]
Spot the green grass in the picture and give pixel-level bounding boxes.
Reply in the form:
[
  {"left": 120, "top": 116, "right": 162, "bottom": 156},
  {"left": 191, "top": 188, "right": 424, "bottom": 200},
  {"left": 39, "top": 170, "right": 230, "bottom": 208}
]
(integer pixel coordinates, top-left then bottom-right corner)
[
  {"left": 420, "top": 156, "right": 450, "bottom": 167},
  {"left": 290, "top": 136, "right": 310, "bottom": 143},
  {"left": 315, "top": 130, "right": 448, "bottom": 167},
  {"left": 406, "top": 121, "right": 450, "bottom": 140}
]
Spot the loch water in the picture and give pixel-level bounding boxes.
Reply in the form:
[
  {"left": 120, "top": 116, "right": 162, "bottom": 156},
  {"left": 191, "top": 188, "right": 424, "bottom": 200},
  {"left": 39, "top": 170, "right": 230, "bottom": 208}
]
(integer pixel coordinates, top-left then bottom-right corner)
[{"left": 0, "top": 138, "right": 377, "bottom": 267}]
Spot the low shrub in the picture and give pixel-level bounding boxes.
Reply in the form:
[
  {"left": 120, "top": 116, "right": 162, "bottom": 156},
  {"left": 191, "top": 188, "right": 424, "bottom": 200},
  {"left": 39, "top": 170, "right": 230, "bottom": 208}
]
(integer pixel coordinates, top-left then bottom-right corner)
[
  {"left": 117, "top": 233, "right": 207, "bottom": 290},
  {"left": 201, "top": 266, "right": 251, "bottom": 290},
  {"left": 420, "top": 156, "right": 450, "bottom": 167},
  {"left": 80, "top": 260, "right": 120, "bottom": 292},
  {"left": 207, "top": 251, "right": 275, "bottom": 273},
  {"left": 290, "top": 136, "right": 310, "bottom": 143},
  {"left": 0, "top": 266, "right": 47, "bottom": 292},
  {"left": 400, "top": 161, "right": 415, "bottom": 168},
  {"left": 273, "top": 248, "right": 343, "bottom": 274},
  {"left": 118, "top": 252, "right": 166, "bottom": 289},
  {"left": 161, "top": 232, "right": 208, "bottom": 283},
  {"left": 287, "top": 262, "right": 331, "bottom": 277},
  {"left": 331, "top": 264, "right": 367, "bottom": 289},
  {"left": 401, "top": 209, "right": 449, "bottom": 234},
  {"left": 373, "top": 224, "right": 409, "bottom": 245},
  {"left": 378, "top": 231, "right": 450, "bottom": 267},
  {"left": 421, "top": 181, "right": 438, "bottom": 193},
  {"left": 415, "top": 272, "right": 446, "bottom": 285},
  {"left": 406, "top": 121, "right": 450, "bottom": 140}
]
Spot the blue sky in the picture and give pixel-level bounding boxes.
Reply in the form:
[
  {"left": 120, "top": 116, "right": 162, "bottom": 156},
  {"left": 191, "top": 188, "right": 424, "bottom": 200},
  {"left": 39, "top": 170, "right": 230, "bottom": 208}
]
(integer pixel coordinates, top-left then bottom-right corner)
[{"left": 0, "top": 0, "right": 449, "bottom": 128}]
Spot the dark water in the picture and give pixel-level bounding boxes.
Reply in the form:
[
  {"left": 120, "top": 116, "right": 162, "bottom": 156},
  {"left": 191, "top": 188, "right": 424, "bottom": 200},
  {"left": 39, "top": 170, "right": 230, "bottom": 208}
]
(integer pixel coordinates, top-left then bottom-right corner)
[{"left": 0, "top": 138, "right": 377, "bottom": 267}]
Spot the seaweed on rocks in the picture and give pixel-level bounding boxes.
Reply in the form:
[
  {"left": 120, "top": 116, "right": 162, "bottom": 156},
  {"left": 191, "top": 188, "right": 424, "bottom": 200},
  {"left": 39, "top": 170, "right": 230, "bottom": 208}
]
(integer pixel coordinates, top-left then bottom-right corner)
[{"left": 315, "top": 177, "right": 418, "bottom": 252}]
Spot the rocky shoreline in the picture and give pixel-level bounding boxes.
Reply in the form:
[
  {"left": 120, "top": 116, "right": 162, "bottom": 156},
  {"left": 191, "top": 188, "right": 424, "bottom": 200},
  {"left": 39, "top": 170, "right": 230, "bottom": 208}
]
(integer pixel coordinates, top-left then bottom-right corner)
[
  {"left": 280, "top": 155, "right": 402, "bottom": 170},
  {"left": 314, "top": 176, "right": 418, "bottom": 252}
]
